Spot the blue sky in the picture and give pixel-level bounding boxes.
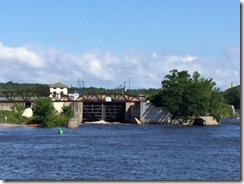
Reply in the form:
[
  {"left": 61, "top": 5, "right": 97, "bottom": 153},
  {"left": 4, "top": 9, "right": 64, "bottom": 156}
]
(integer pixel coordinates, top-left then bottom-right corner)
[{"left": 0, "top": 0, "right": 240, "bottom": 90}]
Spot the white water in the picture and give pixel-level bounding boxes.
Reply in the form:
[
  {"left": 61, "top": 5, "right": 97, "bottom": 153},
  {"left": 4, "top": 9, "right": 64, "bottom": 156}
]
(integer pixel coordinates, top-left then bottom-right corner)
[{"left": 83, "top": 120, "right": 122, "bottom": 125}]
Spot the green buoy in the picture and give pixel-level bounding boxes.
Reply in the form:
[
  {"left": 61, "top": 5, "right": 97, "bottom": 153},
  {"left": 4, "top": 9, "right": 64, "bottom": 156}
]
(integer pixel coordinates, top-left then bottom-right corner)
[{"left": 58, "top": 128, "right": 63, "bottom": 134}]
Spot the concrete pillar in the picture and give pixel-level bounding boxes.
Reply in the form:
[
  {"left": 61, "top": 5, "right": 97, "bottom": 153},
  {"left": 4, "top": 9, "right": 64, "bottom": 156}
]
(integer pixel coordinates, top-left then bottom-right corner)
[
  {"left": 67, "top": 118, "right": 80, "bottom": 128},
  {"left": 71, "top": 101, "right": 76, "bottom": 118},
  {"left": 71, "top": 101, "right": 83, "bottom": 123},
  {"left": 77, "top": 102, "right": 83, "bottom": 123},
  {"left": 67, "top": 101, "right": 83, "bottom": 128},
  {"left": 138, "top": 94, "right": 145, "bottom": 124},
  {"left": 125, "top": 102, "right": 133, "bottom": 122},
  {"left": 80, "top": 102, "right": 83, "bottom": 123},
  {"left": 102, "top": 103, "right": 106, "bottom": 120}
]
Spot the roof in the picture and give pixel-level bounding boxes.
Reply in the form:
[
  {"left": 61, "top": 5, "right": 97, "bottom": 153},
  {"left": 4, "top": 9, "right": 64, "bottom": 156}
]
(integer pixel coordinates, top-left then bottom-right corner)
[{"left": 49, "top": 82, "right": 69, "bottom": 88}]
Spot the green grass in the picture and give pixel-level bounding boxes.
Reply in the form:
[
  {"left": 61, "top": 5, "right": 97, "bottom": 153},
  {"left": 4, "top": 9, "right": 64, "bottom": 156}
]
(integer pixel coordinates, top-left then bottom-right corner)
[{"left": 0, "top": 110, "right": 31, "bottom": 124}]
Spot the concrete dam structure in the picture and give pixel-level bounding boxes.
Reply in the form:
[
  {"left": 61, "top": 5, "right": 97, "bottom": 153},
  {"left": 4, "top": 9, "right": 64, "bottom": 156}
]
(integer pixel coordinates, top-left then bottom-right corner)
[{"left": 61, "top": 94, "right": 142, "bottom": 127}]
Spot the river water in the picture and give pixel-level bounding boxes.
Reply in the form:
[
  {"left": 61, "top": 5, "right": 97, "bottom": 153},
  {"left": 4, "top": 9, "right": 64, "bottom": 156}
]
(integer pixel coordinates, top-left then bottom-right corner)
[{"left": 0, "top": 119, "right": 240, "bottom": 181}]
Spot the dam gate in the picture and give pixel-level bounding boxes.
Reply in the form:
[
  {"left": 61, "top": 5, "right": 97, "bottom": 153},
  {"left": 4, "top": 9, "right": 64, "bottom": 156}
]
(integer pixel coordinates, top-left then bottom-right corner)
[{"left": 83, "top": 102, "right": 126, "bottom": 122}]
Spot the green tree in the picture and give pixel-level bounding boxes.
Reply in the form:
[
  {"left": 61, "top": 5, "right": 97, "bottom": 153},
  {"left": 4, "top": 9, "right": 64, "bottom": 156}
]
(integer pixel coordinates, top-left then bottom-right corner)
[
  {"left": 210, "top": 88, "right": 234, "bottom": 121},
  {"left": 223, "top": 85, "right": 240, "bottom": 110},
  {"left": 160, "top": 69, "right": 192, "bottom": 118},
  {"left": 32, "top": 98, "right": 71, "bottom": 127},
  {"left": 152, "top": 69, "right": 234, "bottom": 121},
  {"left": 185, "top": 71, "right": 215, "bottom": 117},
  {"left": 61, "top": 105, "right": 73, "bottom": 118},
  {"left": 33, "top": 98, "right": 56, "bottom": 126}
]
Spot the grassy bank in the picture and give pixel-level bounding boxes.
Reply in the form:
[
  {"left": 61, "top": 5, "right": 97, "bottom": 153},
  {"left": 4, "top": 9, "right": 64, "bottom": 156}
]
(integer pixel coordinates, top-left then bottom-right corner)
[{"left": 0, "top": 110, "right": 30, "bottom": 124}]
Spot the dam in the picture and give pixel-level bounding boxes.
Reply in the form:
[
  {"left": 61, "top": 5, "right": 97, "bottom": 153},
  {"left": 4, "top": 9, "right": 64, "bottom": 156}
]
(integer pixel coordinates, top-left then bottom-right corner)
[{"left": 0, "top": 82, "right": 170, "bottom": 127}]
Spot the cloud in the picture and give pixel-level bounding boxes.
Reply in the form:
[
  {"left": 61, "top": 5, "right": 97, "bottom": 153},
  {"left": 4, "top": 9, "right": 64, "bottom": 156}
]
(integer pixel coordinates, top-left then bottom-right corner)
[
  {"left": 0, "top": 42, "right": 240, "bottom": 90},
  {"left": 0, "top": 42, "right": 44, "bottom": 68},
  {"left": 81, "top": 53, "right": 115, "bottom": 80},
  {"left": 167, "top": 55, "right": 197, "bottom": 63},
  {"left": 212, "top": 44, "right": 240, "bottom": 89}
]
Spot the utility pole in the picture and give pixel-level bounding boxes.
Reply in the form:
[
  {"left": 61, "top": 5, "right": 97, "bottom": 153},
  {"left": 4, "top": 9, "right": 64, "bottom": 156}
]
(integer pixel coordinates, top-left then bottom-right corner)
[
  {"left": 77, "top": 78, "right": 85, "bottom": 94},
  {"left": 124, "top": 79, "right": 131, "bottom": 93},
  {"left": 128, "top": 78, "right": 130, "bottom": 90}
]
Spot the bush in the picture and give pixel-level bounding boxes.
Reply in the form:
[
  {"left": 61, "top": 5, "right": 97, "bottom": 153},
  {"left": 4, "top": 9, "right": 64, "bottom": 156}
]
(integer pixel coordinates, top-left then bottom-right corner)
[
  {"left": 32, "top": 98, "right": 70, "bottom": 127},
  {"left": 42, "top": 114, "right": 68, "bottom": 128}
]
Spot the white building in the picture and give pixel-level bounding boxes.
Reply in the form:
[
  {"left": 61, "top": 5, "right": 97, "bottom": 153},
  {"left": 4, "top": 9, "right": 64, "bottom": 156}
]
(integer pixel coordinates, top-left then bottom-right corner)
[
  {"left": 49, "top": 82, "right": 69, "bottom": 100},
  {"left": 49, "top": 82, "right": 70, "bottom": 113}
]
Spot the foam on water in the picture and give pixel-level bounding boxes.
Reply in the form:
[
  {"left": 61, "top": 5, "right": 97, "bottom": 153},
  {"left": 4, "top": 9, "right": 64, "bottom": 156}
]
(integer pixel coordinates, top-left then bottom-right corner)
[{"left": 83, "top": 120, "right": 122, "bottom": 125}]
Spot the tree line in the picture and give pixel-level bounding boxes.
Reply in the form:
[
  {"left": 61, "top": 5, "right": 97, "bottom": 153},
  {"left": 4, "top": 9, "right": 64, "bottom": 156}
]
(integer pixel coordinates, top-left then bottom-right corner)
[{"left": 0, "top": 81, "right": 161, "bottom": 97}]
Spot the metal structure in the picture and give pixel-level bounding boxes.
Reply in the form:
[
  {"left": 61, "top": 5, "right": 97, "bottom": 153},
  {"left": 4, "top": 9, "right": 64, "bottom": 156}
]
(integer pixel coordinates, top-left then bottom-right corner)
[
  {"left": 83, "top": 102, "right": 126, "bottom": 122},
  {"left": 0, "top": 90, "right": 140, "bottom": 103},
  {"left": 65, "top": 94, "right": 140, "bottom": 122},
  {"left": 60, "top": 94, "right": 140, "bottom": 102},
  {"left": 0, "top": 90, "right": 48, "bottom": 102},
  {"left": 0, "top": 90, "right": 141, "bottom": 123}
]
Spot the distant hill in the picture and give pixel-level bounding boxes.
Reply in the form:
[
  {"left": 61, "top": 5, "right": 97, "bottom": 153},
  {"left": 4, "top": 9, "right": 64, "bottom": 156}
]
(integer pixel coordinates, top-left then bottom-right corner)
[{"left": 0, "top": 81, "right": 49, "bottom": 92}]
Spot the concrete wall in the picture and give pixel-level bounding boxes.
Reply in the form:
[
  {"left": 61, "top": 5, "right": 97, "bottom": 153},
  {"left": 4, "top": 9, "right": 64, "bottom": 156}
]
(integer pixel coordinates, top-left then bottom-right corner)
[
  {"left": 53, "top": 101, "right": 71, "bottom": 113},
  {"left": 140, "top": 101, "right": 170, "bottom": 124},
  {"left": 72, "top": 101, "right": 83, "bottom": 123},
  {"left": 198, "top": 116, "right": 219, "bottom": 125},
  {"left": 0, "top": 102, "right": 29, "bottom": 111},
  {"left": 125, "top": 102, "right": 140, "bottom": 123},
  {"left": 235, "top": 109, "right": 240, "bottom": 118},
  {"left": 0, "top": 103, "right": 15, "bottom": 111}
]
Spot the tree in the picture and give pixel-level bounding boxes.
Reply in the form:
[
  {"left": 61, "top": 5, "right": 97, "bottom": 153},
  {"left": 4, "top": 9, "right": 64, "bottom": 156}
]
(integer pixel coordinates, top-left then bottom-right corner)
[
  {"left": 32, "top": 98, "right": 72, "bottom": 127},
  {"left": 152, "top": 69, "right": 234, "bottom": 121},
  {"left": 160, "top": 69, "right": 192, "bottom": 118},
  {"left": 32, "top": 98, "right": 56, "bottom": 126},
  {"left": 210, "top": 88, "right": 234, "bottom": 121},
  {"left": 61, "top": 105, "right": 73, "bottom": 118},
  {"left": 185, "top": 71, "right": 215, "bottom": 117},
  {"left": 223, "top": 85, "right": 240, "bottom": 110}
]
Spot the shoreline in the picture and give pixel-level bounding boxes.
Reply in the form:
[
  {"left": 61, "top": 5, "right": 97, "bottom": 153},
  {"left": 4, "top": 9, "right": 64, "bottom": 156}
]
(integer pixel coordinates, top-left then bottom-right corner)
[
  {"left": 0, "top": 123, "right": 27, "bottom": 127},
  {"left": 0, "top": 118, "right": 239, "bottom": 128},
  {"left": 0, "top": 123, "right": 41, "bottom": 127}
]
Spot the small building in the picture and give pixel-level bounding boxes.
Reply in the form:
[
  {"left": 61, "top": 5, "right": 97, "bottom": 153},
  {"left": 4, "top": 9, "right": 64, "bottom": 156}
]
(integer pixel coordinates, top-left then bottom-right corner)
[
  {"left": 49, "top": 82, "right": 70, "bottom": 113},
  {"left": 49, "top": 82, "right": 69, "bottom": 100}
]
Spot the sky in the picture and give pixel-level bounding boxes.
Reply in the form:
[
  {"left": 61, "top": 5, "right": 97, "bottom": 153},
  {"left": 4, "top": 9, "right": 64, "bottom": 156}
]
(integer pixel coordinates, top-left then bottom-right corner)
[{"left": 0, "top": 0, "right": 240, "bottom": 90}]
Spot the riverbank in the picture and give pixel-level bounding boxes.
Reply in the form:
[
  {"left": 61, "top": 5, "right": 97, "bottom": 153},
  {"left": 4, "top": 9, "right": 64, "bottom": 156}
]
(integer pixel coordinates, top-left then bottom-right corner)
[
  {"left": 0, "top": 122, "right": 42, "bottom": 127},
  {"left": 0, "top": 123, "right": 27, "bottom": 127}
]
